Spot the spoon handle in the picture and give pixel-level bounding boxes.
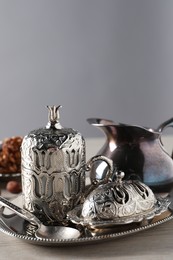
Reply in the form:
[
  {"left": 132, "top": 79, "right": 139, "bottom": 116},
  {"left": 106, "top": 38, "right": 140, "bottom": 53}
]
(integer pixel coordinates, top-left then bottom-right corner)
[{"left": 0, "top": 196, "right": 41, "bottom": 226}]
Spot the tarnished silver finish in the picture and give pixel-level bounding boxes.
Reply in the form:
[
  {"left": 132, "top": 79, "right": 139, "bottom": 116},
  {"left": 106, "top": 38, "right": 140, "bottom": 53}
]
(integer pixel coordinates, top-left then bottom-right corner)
[
  {"left": 68, "top": 172, "right": 170, "bottom": 228},
  {"left": 87, "top": 118, "right": 173, "bottom": 192},
  {"left": 21, "top": 105, "right": 86, "bottom": 224}
]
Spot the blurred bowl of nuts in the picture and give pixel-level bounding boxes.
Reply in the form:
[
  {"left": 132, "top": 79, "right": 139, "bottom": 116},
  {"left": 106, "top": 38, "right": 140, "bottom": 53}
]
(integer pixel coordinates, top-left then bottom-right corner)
[{"left": 0, "top": 136, "right": 22, "bottom": 193}]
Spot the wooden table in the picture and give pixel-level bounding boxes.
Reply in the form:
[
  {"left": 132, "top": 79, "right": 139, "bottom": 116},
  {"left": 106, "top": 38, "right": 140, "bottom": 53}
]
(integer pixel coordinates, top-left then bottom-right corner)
[{"left": 0, "top": 137, "right": 173, "bottom": 260}]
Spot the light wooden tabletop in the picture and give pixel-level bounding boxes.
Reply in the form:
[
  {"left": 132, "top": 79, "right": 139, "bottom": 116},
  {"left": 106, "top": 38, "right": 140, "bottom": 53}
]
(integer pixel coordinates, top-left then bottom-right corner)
[{"left": 0, "top": 137, "right": 173, "bottom": 260}]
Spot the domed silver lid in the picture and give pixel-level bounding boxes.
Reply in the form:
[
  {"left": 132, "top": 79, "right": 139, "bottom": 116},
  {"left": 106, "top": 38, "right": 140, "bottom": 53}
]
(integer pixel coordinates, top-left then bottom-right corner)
[
  {"left": 68, "top": 171, "right": 169, "bottom": 228},
  {"left": 82, "top": 172, "right": 156, "bottom": 222}
]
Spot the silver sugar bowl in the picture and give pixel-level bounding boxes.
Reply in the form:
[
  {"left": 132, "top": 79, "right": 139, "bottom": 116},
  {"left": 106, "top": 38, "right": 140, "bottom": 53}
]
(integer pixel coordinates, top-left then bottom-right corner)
[{"left": 21, "top": 105, "right": 86, "bottom": 224}]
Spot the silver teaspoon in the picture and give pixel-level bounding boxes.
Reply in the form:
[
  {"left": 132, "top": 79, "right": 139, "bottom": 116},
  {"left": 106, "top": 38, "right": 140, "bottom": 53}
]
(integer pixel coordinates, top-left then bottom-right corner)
[{"left": 0, "top": 196, "right": 80, "bottom": 240}]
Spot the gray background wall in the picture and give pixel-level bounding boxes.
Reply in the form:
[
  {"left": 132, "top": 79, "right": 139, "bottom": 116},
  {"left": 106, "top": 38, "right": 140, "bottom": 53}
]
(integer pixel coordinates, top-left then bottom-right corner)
[{"left": 0, "top": 0, "right": 173, "bottom": 140}]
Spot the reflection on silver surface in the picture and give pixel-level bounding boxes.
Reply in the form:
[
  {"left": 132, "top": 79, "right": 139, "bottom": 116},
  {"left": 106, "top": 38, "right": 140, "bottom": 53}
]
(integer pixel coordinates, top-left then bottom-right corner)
[
  {"left": 68, "top": 196, "right": 170, "bottom": 229},
  {"left": 87, "top": 118, "right": 173, "bottom": 192},
  {"left": 68, "top": 171, "right": 169, "bottom": 229},
  {"left": 0, "top": 195, "right": 173, "bottom": 246},
  {"left": 21, "top": 105, "right": 86, "bottom": 224},
  {"left": 0, "top": 196, "right": 81, "bottom": 240}
]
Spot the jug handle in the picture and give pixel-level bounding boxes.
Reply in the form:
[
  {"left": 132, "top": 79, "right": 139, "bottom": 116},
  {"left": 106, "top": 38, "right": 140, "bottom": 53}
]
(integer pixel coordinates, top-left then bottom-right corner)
[
  {"left": 157, "top": 118, "right": 173, "bottom": 151},
  {"left": 157, "top": 118, "right": 173, "bottom": 133}
]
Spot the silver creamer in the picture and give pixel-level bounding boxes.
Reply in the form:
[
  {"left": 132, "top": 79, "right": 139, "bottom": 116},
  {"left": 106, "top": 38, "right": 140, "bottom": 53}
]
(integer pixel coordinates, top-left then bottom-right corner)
[{"left": 21, "top": 105, "right": 85, "bottom": 224}]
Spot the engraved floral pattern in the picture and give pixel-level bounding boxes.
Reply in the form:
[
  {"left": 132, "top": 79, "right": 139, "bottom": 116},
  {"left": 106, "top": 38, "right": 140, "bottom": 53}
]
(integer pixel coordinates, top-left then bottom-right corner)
[
  {"left": 82, "top": 180, "right": 156, "bottom": 221},
  {"left": 21, "top": 127, "right": 85, "bottom": 224}
]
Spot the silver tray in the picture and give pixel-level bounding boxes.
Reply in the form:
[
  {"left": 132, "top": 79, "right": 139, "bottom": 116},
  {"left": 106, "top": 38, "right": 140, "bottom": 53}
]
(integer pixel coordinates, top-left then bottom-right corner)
[{"left": 0, "top": 195, "right": 173, "bottom": 246}]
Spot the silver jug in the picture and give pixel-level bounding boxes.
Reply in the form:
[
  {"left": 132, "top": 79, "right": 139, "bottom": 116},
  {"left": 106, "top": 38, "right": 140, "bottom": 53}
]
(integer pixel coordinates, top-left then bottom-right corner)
[
  {"left": 21, "top": 105, "right": 86, "bottom": 224},
  {"left": 87, "top": 118, "right": 173, "bottom": 193}
]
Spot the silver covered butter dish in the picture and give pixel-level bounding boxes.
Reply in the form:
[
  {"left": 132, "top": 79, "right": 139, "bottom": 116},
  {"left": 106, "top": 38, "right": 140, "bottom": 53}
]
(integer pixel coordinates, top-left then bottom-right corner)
[{"left": 68, "top": 172, "right": 170, "bottom": 229}]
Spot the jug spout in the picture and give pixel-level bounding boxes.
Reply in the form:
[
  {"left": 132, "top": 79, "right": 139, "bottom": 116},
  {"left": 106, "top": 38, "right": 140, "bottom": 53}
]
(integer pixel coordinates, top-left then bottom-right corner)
[
  {"left": 87, "top": 118, "right": 159, "bottom": 145},
  {"left": 87, "top": 118, "right": 116, "bottom": 145},
  {"left": 86, "top": 118, "right": 116, "bottom": 139}
]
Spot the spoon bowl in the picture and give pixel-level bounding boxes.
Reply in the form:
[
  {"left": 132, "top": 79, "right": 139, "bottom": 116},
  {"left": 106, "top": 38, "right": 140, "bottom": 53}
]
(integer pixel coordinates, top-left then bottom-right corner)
[{"left": 0, "top": 196, "right": 80, "bottom": 240}]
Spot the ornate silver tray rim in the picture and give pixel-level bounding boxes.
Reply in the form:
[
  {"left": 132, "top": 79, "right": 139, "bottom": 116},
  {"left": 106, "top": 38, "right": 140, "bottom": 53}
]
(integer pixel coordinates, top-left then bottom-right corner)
[{"left": 0, "top": 195, "right": 173, "bottom": 246}]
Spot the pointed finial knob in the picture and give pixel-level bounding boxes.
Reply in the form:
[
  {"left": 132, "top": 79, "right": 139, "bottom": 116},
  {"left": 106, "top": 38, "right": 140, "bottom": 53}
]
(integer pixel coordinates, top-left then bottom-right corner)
[{"left": 46, "top": 105, "right": 62, "bottom": 129}]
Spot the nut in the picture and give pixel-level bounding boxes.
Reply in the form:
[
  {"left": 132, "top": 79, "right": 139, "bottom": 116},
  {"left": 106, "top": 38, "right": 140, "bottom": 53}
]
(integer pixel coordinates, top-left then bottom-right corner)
[{"left": 6, "top": 181, "right": 22, "bottom": 194}]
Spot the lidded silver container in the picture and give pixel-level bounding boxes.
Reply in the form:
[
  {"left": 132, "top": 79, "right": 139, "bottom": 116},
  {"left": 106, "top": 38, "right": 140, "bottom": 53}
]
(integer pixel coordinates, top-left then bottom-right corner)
[
  {"left": 21, "top": 105, "right": 86, "bottom": 224},
  {"left": 68, "top": 171, "right": 170, "bottom": 229}
]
